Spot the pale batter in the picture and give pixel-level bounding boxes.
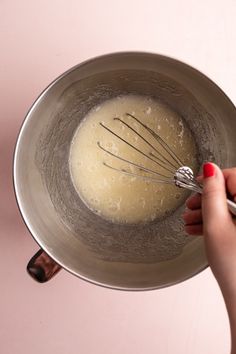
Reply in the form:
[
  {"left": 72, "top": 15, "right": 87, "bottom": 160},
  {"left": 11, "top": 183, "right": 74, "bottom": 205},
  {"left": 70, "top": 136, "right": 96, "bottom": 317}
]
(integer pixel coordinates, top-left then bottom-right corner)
[{"left": 69, "top": 95, "right": 198, "bottom": 224}]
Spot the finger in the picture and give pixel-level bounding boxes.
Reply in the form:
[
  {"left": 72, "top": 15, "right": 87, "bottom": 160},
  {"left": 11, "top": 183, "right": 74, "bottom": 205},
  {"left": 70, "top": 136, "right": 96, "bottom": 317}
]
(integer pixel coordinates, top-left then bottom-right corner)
[
  {"left": 185, "top": 223, "right": 203, "bottom": 236},
  {"left": 186, "top": 193, "right": 202, "bottom": 210},
  {"left": 202, "top": 163, "right": 232, "bottom": 235},
  {"left": 223, "top": 168, "right": 236, "bottom": 201},
  {"left": 196, "top": 175, "right": 203, "bottom": 183},
  {"left": 182, "top": 209, "right": 202, "bottom": 225},
  {"left": 197, "top": 169, "right": 236, "bottom": 200}
]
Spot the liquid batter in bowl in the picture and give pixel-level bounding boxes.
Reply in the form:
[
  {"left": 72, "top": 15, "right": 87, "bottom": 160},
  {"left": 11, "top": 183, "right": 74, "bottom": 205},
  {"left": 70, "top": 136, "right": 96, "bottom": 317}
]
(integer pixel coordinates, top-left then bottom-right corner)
[{"left": 69, "top": 95, "right": 198, "bottom": 224}]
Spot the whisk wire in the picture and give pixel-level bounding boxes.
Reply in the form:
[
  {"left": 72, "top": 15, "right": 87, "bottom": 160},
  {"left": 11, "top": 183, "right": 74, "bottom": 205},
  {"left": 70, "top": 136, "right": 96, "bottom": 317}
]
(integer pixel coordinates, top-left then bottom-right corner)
[
  {"left": 113, "top": 117, "right": 178, "bottom": 172},
  {"left": 104, "top": 163, "right": 176, "bottom": 185},
  {"left": 98, "top": 113, "right": 196, "bottom": 186},
  {"left": 97, "top": 142, "right": 172, "bottom": 181},
  {"left": 99, "top": 122, "right": 175, "bottom": 174},
  {"left": 126, "top": 113, "right": 185, "bottom": 167},
  {"left": 97, "top": 113, "right": 236, "bottom": 217}
]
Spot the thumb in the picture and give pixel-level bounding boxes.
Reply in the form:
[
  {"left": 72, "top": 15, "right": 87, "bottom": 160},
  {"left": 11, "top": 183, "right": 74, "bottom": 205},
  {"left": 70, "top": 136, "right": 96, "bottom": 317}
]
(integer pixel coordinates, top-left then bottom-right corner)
[{"left": 202, "top": 162, "right": 229, "bottom": 234}]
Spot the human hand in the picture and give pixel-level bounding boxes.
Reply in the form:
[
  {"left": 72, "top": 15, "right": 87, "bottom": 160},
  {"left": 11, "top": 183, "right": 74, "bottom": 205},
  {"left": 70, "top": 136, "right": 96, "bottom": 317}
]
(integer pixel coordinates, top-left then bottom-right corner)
[{"left": 183, "top": 163, "right": 236, "bottom": 299}]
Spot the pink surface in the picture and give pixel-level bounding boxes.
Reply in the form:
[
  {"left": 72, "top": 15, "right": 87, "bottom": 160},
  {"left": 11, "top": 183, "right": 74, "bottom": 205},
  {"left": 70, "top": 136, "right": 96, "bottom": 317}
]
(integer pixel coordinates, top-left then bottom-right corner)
[{"left": 1, "top": 0, "right": 235, "bottom": 353}]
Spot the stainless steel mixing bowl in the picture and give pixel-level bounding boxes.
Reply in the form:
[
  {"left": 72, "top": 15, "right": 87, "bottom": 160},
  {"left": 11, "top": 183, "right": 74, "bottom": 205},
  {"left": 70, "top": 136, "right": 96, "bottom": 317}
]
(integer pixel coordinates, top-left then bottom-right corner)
[{"left": 13, "top": 52, "right": 236, "bottom": 290}]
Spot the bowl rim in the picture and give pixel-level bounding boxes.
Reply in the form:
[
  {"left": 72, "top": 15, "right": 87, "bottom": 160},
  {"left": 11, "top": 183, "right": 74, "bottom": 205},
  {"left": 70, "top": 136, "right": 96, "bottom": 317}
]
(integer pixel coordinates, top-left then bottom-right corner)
[{"left": 16, "top": 50, "right": 236, "bottom": 290}]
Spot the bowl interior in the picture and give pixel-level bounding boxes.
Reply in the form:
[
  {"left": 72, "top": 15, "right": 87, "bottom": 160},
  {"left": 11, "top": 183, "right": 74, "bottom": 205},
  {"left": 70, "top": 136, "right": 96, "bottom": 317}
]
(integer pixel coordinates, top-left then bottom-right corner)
[{"left": 14, "top": 53, "right": 236, "bottom": 289}]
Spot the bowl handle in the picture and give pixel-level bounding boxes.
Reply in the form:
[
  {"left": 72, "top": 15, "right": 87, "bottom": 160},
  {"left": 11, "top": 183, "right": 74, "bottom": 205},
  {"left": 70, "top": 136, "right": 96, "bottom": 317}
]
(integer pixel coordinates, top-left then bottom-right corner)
[{"left": 27, "top": 249, "right": 62, "bottom": 282}]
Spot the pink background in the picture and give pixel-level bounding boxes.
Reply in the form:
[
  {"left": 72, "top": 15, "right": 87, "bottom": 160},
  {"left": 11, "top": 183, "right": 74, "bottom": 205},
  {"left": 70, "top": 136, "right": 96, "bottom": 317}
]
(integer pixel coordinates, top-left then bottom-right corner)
[{"left": 1, "top": 0, "right": 236, "bottom": 353}]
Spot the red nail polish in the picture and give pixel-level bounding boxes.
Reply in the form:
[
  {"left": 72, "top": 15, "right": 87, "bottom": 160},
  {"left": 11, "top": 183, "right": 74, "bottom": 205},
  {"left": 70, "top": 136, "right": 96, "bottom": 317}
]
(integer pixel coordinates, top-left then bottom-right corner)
[{"left": 203, "top": 162, "right": 215, "bottom": 178}]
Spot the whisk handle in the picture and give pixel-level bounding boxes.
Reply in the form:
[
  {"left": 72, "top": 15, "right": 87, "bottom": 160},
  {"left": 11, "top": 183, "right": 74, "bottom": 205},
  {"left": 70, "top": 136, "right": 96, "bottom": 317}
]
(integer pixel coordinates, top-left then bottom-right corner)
[
  {"left": 193, "top": 188, "right": 236, "bottom": 217},
  {"left": 227, "top": 199, "right": 236, "bottom": 217},
  {"left": 178, "top": 182, "right": 236, "bottom": 216},
  {"left": 175, "top": 171, "right": 236, "bottom": 216},
  {"left": 196, "top": 190, "right": 236, "bottom": 217}
]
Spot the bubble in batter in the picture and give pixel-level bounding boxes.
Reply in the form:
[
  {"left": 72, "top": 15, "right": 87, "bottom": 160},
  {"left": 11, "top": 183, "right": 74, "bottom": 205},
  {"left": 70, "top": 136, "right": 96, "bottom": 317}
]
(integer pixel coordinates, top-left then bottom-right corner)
[{"left": 69, "top": 95, "right": 198, "bottom": 224}]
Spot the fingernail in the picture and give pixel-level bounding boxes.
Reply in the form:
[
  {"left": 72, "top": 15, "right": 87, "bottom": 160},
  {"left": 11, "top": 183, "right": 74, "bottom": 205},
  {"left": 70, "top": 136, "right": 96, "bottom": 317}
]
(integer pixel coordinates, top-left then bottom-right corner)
[{"left": 203, "top": 162, "right": 215, "bottom": 178}]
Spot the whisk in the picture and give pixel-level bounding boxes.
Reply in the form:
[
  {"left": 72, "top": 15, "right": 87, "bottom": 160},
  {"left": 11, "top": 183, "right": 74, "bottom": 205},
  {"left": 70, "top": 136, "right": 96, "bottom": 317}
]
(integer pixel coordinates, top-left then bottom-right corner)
[{"left": 97, "top": 113, "right": 236, "bottom": 216}]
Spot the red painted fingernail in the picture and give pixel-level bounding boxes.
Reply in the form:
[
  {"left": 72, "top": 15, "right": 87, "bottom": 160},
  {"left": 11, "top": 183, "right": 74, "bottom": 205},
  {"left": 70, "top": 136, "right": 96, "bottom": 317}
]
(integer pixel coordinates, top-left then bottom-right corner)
[{"left": 203, "top": 162, "right": 215, "bottom": 178}]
